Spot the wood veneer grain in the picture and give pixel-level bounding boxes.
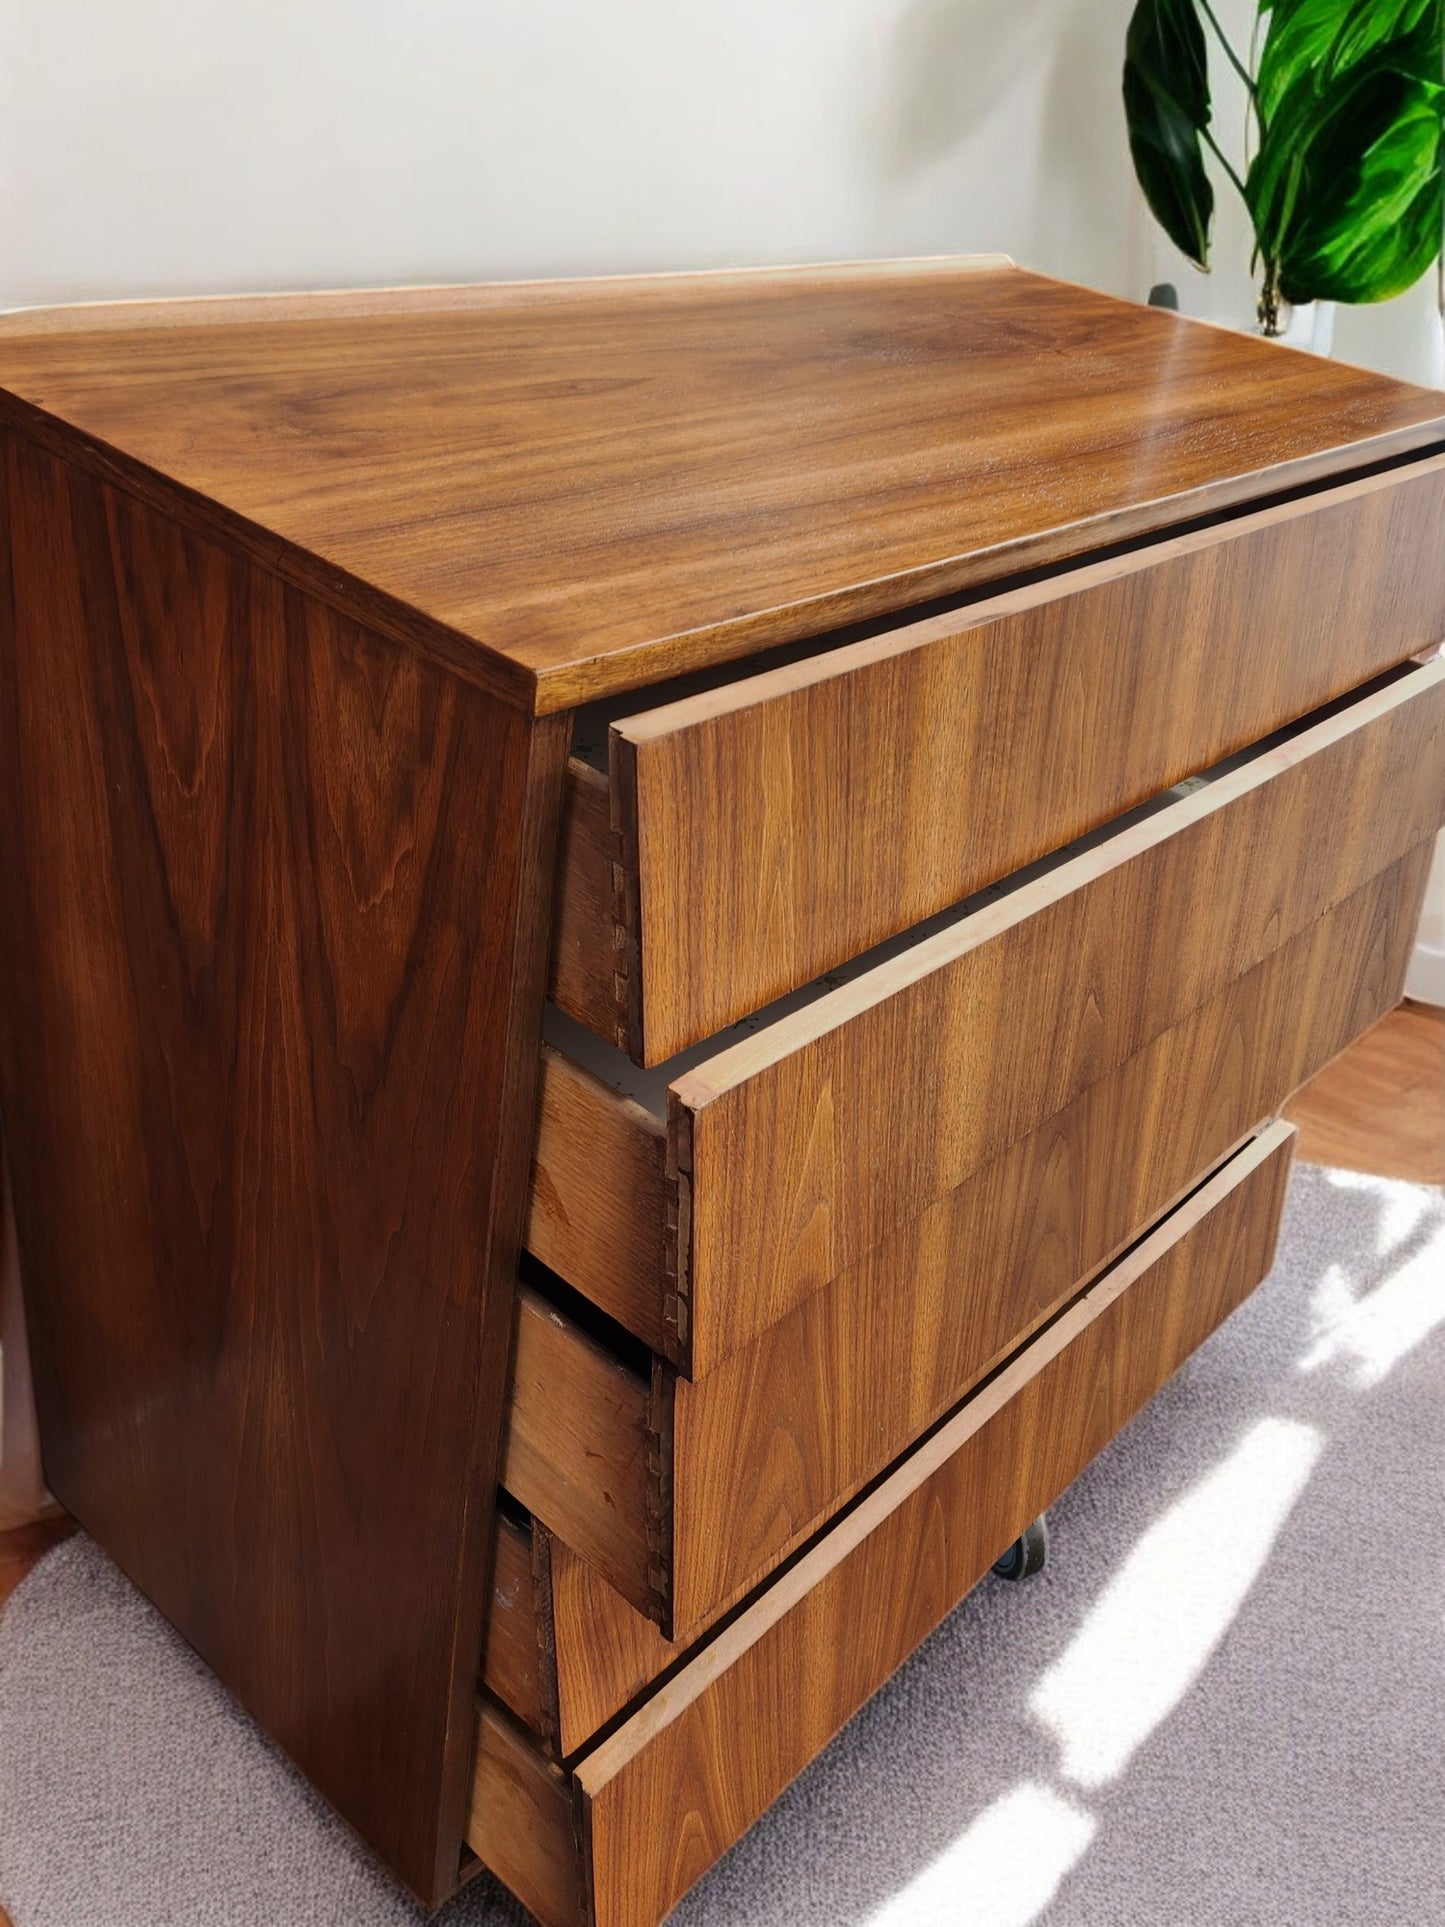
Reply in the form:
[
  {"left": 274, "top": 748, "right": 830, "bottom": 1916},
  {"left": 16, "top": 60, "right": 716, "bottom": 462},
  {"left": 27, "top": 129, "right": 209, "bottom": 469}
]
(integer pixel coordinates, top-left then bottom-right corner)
[
  {"left": 608, "top": 456, "right": 1445, "bottom": 1060},
  {"left": 481, "top": 1511, "right": 553, "bottom": 1743},
  {"left": 546, "top": 1530, "right": 676, "bottom": 1762},
  {"left": 671, "top": 661, "right": 1445, "bottom": 1374},
  {"left": 2, "top": 265, "right": 1443, "bottom": 710},
  {"left": 488, "top": 843, "right": 1427, "bottom": 1720},
  {"left": 666, "top": 842, "right": 1428, "bottom": 1624},
  {"left": 572, "top": 1124, "right": 1296, "bottom": 1927},
  {"left": 526, "top": 1048, "right": 668, "bottom": 1356},
  {"left": 501, "top": 1286, "right": 663, "bottom": 1622},
  {"left": 468, "top": 1701, "right": 583, "bottom": 1927},
  {"left": 0, "top": 431, "right": 570, "bottom": 1903}
]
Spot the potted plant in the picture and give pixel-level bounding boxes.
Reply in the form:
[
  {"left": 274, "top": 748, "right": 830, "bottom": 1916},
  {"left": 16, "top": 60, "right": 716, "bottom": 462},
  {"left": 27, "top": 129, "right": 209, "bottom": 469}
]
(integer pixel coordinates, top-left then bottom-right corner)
[{"left": 1124, "top": 0, "right": 1445, "bottom": 337}]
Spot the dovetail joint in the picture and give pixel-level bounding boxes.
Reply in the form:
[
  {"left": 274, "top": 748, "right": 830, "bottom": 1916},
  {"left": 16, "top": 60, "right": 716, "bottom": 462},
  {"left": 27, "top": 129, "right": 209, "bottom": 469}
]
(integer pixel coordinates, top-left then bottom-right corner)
[
  {"left": 609, "top": 853, "right": 630, "bottom": 1050},
  {"left": 644, "top": 1355, "right": 674, "bottom": 1623}
]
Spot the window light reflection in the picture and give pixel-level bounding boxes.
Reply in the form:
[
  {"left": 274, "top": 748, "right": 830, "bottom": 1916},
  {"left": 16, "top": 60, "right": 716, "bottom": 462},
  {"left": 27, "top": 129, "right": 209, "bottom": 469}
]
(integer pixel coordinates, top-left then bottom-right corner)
[
  {"left": 866, "top": 1781, "right": 1096, "bottom": 1927},
  {"left": 1029, "top": 1417, "right": 1322, "bottom": 1789}
]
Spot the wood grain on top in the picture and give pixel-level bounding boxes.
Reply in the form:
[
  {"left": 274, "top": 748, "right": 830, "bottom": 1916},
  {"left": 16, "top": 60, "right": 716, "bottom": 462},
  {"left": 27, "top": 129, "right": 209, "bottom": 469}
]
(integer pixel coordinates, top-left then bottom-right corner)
[{"left": 2, "top": 261, "right": 1444, "bottom": 711}]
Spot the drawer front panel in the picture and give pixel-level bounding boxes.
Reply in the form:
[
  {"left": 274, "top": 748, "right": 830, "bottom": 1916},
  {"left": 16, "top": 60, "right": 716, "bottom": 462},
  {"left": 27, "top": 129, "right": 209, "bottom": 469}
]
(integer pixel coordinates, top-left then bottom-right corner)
[
  {"left": 530, "top": 668, "right": 1445, "bottom": 1378},
  {"left": 673, "top": 660, "right": 1445, "bottom": 1374},
  {"left": 492, "top": 838, "right": 1425, "bottom": 1693},
  {"left": 560, "top": 456, "right": 1445, "bottom": 1064},
  {"left": 666, "top": 841, "right": 1428, "bottom": 1627},
  {"left": 509, "top": 668, "right": 1442, "bottom": 1638},
  {"left": 570, "top": 1123, "right": 1296, "bottom": 1927}
]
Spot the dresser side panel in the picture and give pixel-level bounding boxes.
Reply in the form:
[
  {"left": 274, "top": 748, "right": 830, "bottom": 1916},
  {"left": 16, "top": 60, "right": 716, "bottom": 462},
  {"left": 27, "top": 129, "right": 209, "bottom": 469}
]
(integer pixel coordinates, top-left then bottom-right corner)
[{"left": 0, "top": 428, "right": 568, "bottom": 1903}]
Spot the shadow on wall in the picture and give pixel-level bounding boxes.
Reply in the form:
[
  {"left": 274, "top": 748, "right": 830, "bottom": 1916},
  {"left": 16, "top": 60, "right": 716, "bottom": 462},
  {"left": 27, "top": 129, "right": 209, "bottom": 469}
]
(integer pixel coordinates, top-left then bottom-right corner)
[{"left": 871, "top": 0, "right": 1140, "bottom": 294}]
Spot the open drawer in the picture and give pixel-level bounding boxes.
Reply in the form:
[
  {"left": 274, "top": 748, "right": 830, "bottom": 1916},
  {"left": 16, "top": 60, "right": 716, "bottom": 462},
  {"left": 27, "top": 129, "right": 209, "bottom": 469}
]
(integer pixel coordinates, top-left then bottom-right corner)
[
  {"left": 473, "top": 1122, "right": 1298, "bottom": 1927},
  {"left": 532, "top": 660, "right": 1445, "bottom": 1380},
  {"left": 510, "top": 665, "right": 1444, "bottom": 1637},
  {"left": 549, "top": 455, "right": 1445, "bottom": 1066},
  {"left": 503, "top": 836, "right": 1427, "bottom": 1650}
]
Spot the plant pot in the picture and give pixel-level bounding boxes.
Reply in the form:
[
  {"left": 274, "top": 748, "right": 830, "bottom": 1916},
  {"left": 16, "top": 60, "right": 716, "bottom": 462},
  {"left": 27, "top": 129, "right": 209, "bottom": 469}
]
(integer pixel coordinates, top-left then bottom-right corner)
[{"left": 1272, "top": 301, "right": 1336, "bottom": 356}]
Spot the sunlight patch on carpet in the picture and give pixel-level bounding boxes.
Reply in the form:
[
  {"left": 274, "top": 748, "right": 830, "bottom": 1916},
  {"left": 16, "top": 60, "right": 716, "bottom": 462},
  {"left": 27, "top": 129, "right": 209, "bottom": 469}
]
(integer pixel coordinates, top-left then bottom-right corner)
[{"left": 1029, "top": 1416, "right": 1322, "bottom": 1789}]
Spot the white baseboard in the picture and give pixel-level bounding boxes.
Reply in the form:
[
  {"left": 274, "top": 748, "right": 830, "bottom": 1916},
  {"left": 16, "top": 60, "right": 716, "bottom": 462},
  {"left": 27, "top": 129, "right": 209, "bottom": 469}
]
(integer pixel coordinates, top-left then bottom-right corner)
[{"left": 1404, "top": 939, "right": 1445, "bottom": 1007}]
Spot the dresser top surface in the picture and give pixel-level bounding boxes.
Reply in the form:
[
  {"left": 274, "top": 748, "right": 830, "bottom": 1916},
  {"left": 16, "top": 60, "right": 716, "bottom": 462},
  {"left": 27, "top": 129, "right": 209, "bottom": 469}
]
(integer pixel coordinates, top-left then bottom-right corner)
[{"left": 3, "top": 257, "right": 1443, "bottom": 712}]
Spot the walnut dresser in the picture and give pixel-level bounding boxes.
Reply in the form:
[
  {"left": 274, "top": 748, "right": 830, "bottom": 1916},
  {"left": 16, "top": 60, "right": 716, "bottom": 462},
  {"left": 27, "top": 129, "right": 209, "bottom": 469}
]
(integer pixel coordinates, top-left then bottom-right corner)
[{"left": 2, "top": 259, "right": 1444, "bottom": 1924}]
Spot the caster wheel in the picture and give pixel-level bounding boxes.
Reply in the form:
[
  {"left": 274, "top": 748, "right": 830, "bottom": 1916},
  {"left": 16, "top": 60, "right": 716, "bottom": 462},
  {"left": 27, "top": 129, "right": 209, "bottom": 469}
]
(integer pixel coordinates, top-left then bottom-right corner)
[{"left": 993, "top": 1512, "right": 1048, "bottom": 1582}]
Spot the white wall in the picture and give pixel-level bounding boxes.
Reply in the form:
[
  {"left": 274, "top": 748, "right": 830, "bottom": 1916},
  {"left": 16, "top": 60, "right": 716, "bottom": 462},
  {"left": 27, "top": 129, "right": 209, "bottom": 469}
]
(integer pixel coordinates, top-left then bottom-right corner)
[
  {"left": 1139, "top": 0, "right": 1445, "bottom": 997},
  {"left": 0, "top": 0, "right": 1142, "bottom": 305},
  {"left": 2, "top": 0, "right": 1440, "bottom": 993}
]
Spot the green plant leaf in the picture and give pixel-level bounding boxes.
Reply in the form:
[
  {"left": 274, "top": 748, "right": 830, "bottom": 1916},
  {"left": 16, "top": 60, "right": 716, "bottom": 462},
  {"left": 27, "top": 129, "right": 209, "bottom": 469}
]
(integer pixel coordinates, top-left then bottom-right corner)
[
  {"left": 1283, "top": 77, "right": 1444, "bottom": 302},
  {"left": 1256, "top": 0, "right": 1439, "bottom": 124},
  {"left": 1124, "top": 0, "right": 1215, "bottom": 266},
  {"left": 1247, "top": 38, "right": 1445, "bottom": 305}
]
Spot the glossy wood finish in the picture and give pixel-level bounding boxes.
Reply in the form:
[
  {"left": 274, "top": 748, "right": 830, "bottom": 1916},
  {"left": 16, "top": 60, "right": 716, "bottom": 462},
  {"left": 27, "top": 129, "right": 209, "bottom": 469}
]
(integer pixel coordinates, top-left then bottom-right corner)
[
  {"left": 601, "top": 456, "right": 1445, "bottom": 1061},
  {"left": 488, "top": 840, "right": 1428, "bottom": 1707},
  {"left": 5, "top": 266, "right": 1441, "bottom": 1916},
  {"left": 0, "top": 431, "right": 570, "bottom": 1905},
  {"left": 668, "top": 662, "right": 1445, "bottom": 1378},
  {"left": 3, "top": 266, "right": 1445, "bottom": 713},
  {"left": 570, "top": 1123, "right": 1295, "bottom": 1927},
  {"left": 664, "top": 837, "right": 1431, "bottom": 1627},
  {"left": 528, "top": 665, "right": 1445, "bottom": 1385},
  {"left": 469, "top": 1126, "right": 1298, "bottom": 1914},
  {"left": 1287, "top": 999, "right": 1445, "bottom": 1184}
]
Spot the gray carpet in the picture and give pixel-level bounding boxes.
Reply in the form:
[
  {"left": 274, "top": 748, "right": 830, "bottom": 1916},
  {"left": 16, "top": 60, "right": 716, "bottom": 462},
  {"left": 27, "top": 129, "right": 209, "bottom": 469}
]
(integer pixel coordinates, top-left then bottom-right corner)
[{"left": 3, "top": 1159, "right": 1444, "bottom": 1927}]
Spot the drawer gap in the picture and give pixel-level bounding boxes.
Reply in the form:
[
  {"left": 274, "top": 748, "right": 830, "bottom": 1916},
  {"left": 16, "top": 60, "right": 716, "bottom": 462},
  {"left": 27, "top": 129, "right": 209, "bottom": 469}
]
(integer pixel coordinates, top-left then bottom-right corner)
[
  {"left": 568, "top": 445, "right": 1445, "bottom": 769},
  {"left": 553, "top": 655, "right": 1423, "bottom": 1122},
  {"left": 518, "top": 1251, "right": 655, "bottom": 1382}
]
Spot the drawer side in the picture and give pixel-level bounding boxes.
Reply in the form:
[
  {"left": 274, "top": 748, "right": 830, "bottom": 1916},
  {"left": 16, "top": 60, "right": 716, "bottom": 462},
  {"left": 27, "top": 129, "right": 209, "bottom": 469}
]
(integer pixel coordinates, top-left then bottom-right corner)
[
  {"left": 467, "top": 1702, "right": 584, "bottom": 1927},
  {"left": 501, "top": 1286, "right": 667, "bottom": 1623}
]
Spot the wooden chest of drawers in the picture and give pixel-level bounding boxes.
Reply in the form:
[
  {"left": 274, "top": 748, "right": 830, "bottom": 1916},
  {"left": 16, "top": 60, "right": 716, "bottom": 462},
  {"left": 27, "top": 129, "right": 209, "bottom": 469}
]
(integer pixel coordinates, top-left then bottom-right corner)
[{"left": 1, "top": 259, "right": 1442, "bottom": 1922}]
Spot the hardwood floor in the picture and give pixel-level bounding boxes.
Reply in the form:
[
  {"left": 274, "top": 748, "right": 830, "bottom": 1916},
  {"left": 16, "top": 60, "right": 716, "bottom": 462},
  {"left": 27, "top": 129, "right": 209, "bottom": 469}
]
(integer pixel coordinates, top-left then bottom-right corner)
[
  {"left": 1286, "top": 999, "right": 1445, "bottom": 1185},
  {"left": 0, "top": 1512, "right": 73, "bottom": 1614}
]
